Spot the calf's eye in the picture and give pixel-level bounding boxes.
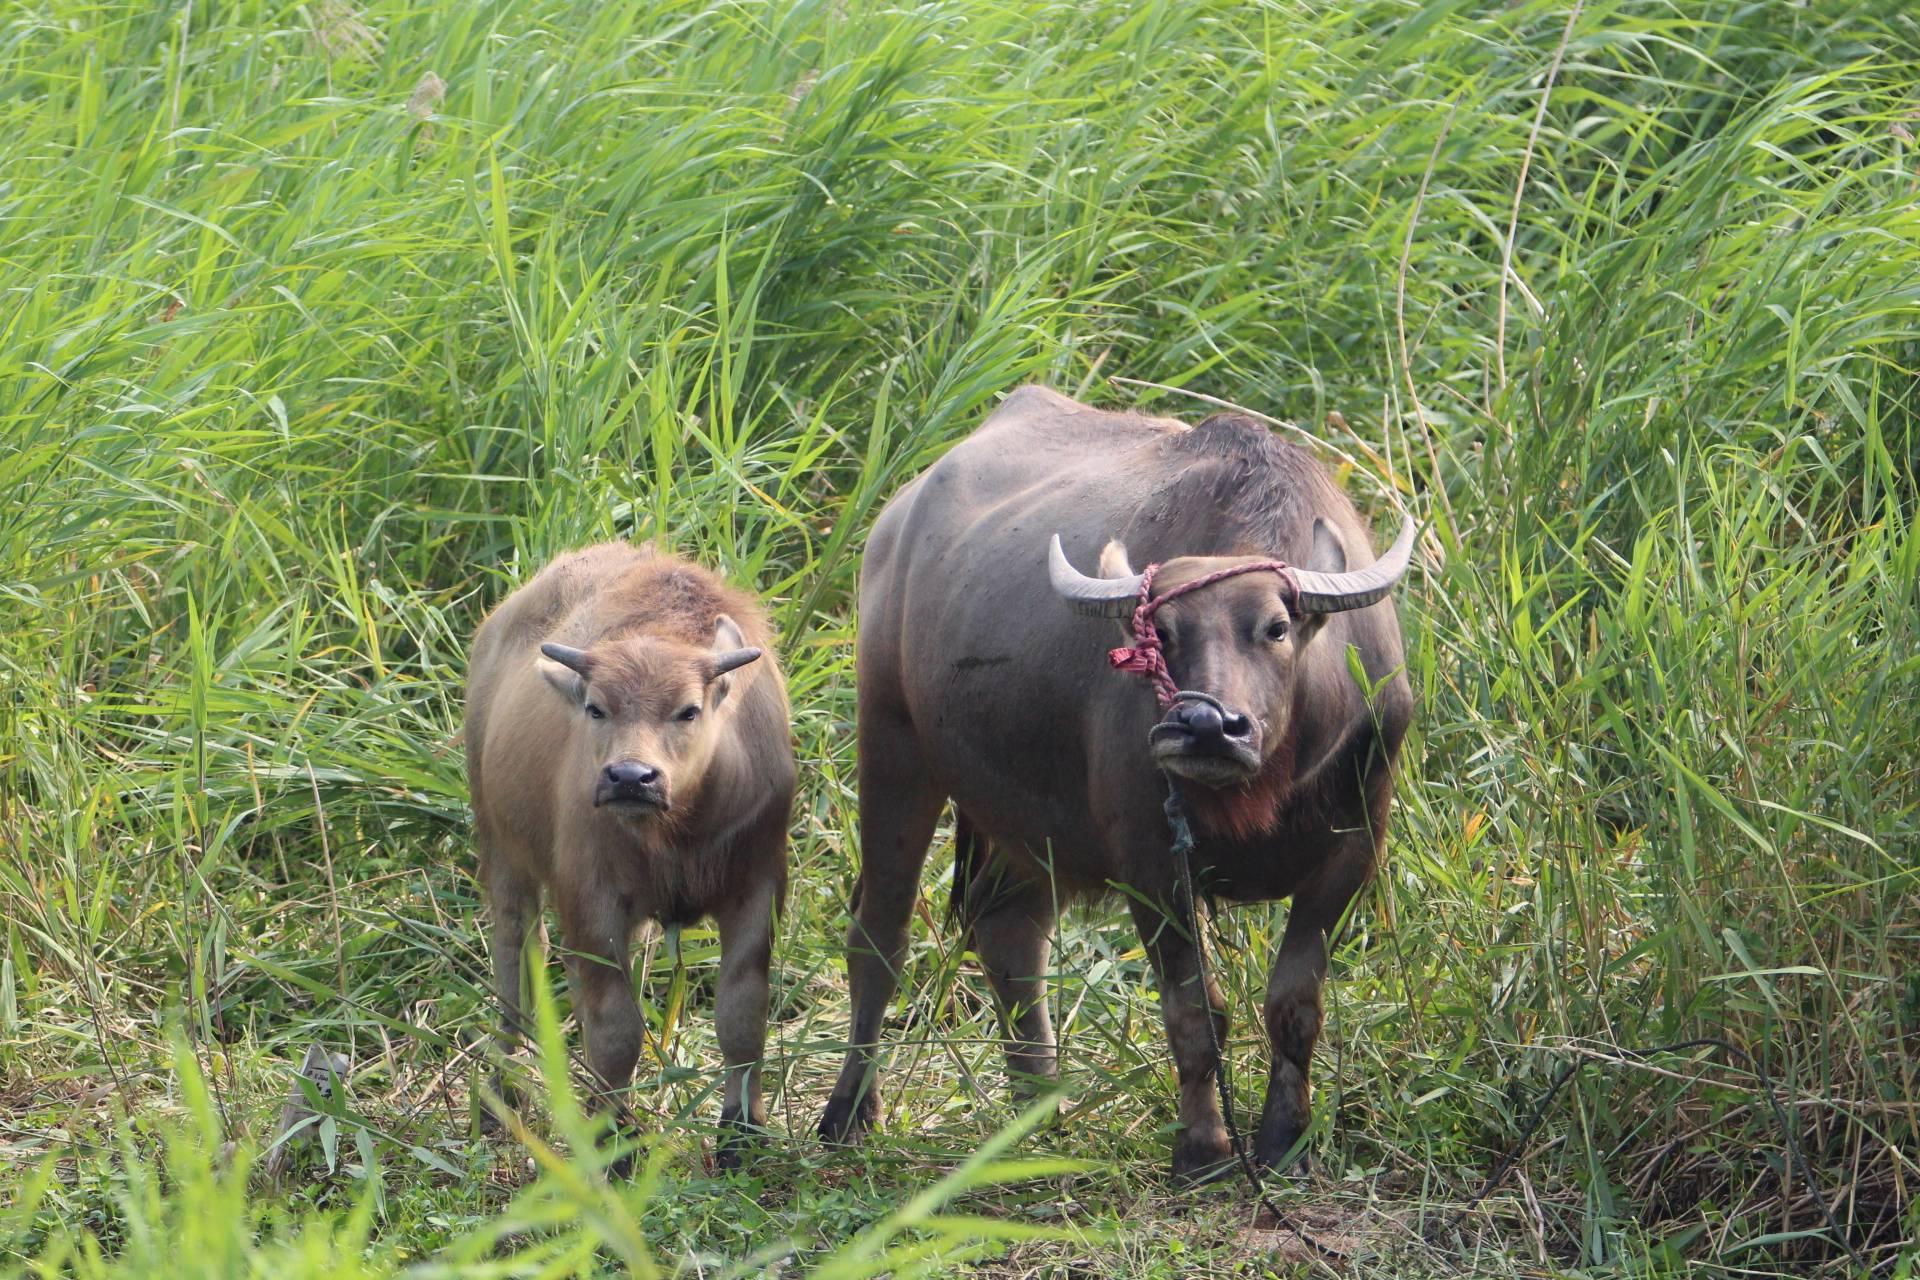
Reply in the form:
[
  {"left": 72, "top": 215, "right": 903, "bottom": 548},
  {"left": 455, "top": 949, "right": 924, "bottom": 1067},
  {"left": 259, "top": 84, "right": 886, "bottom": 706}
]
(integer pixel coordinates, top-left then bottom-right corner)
[
  {"left": 1265, "top": 619, "right": 1289, "bottom": 642},
  {"left": 675, "top": 705, "right": 701, "bottom": 723},
  {"left": 585, "top": 703, "right": 606, "bottom": 720}
]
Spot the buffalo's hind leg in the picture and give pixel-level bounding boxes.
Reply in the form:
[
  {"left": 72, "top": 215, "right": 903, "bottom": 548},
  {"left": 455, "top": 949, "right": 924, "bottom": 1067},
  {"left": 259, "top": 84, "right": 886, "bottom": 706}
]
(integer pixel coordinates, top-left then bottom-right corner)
[
  {"left": 960, "top": 839, "right": 1059, "bottom": 1103},
  {"left": 1255, "top": 832, "right": 1373, "bottom": 1175},
  {"left": 818, "top": 710, "right": 943, "bottom": 1144}
]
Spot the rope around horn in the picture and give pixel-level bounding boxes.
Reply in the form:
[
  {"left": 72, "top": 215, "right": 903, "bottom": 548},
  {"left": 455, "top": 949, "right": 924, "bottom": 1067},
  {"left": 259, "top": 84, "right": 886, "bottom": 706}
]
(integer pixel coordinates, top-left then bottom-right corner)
[
  {"left": 1113, "top": 556, "right": 1349, "bottom": 1259},
  {"left": 1110, "top": 559, "right": 1300, "bottom": 709}
]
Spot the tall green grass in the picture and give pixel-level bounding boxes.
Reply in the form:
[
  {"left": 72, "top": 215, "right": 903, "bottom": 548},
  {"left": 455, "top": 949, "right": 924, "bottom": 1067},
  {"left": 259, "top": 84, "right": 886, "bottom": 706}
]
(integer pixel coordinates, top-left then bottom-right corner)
[{"left": 1, "top": 1, "right": 1915, "bottom": 1275}]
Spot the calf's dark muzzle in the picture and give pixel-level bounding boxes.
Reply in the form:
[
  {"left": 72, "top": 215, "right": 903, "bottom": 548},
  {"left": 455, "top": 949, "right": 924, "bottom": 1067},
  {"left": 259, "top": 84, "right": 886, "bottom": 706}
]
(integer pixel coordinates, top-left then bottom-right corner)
[{"left": 595, "top": 760, "right": 668, "bottom": 810}]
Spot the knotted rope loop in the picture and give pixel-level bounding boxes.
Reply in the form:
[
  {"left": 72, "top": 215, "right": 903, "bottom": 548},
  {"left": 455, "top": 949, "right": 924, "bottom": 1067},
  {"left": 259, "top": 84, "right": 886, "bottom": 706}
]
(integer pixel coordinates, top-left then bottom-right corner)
[{"left": 1107, "top": 559, "right": 1301, "bottom": 708}]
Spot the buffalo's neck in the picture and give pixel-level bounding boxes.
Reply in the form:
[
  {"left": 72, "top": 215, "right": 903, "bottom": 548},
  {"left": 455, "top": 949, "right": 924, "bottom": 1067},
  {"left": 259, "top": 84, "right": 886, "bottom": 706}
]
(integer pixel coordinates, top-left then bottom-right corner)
[
  {"left": 1182, "top": 734, "right": 1297, "bottom": 844},
  {"left": 1184, "top": 698, "right": 1388, "bottom": 847}
]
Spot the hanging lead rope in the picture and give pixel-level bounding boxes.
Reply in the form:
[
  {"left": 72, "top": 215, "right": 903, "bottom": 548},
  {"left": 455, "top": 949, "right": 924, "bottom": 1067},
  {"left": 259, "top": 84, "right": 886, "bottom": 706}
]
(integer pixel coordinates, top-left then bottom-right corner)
[
  {"left": 1119, "top": 555, "right": 1858, "bottom": 1269},
  {"left": 1163, "top": 770, "right": 1352, "bottom": 1263},
  {"left": 1104, "top": 558, "right": 1350, "bottom": 1259}
]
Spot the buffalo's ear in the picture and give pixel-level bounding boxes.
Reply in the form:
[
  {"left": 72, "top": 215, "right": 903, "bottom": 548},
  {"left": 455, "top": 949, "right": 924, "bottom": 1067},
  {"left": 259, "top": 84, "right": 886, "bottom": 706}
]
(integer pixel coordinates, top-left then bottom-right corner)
[
  {"left": 1096, "top": 541, "right": 1140, "bottom": 640},
  {"left": 1307, "top": 518, "right": 1348, "bottom": 574},
  {"left": 706, "top": 615, "right": 762, "bottom": 708},
  {"left": 538, "top": 642, "right": 591, "bottom": 702},
  {"left": 1294, "top": 519, "right": 1348, "bottom": 643},
  {"left": 1097, "top": 540, "right": 1136, "bottom": 578}
]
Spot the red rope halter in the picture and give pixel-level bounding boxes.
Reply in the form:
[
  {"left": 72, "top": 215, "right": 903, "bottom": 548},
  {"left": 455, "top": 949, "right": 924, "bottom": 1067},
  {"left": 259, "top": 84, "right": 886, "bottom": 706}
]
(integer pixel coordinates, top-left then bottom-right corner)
[{"left": 1108, "top": 560, "right": 1300, "bottom": 709}]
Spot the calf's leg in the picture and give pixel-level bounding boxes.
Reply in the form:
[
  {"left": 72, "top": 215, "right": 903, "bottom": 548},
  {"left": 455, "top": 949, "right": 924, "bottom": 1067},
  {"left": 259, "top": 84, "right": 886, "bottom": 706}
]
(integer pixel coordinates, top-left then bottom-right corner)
[
  {"left": 711, "top": 876, "right": 778, "bottom": 1167},
  {"left": 818, "top": 712, "right": 943, "bottom": 1143},
  {"left": 481, "top": 848, "right": 540, "bottom": 1128},
  {"left": 1255, "top": 833, "right": 1373, "bottom": 1173},
  {"left": 559, "top": 884, "right": 643, "bottom": 1176}
]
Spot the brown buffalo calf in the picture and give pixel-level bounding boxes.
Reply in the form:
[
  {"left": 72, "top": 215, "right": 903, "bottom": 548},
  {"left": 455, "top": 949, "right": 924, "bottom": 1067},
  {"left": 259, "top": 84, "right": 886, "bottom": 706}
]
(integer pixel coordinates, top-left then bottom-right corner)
[{"left": 464, "top": 542, "right": 793, "bottom": 1169}]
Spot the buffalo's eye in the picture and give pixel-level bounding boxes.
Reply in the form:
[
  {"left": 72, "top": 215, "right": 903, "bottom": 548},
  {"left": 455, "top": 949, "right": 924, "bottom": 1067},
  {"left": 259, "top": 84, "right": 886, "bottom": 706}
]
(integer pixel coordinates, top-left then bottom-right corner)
[
  {"left": 584, "top": 703, "right": 607, "bottom": 720},
  {"left": 675, "top": 705, "right": 701, "bottom": 723},
  {"left": 1265, "top": 619, "right": 1289, "bottom": 642},
  {"left": 1153, "top": 625, "right": 1171, "bottom": 648}
]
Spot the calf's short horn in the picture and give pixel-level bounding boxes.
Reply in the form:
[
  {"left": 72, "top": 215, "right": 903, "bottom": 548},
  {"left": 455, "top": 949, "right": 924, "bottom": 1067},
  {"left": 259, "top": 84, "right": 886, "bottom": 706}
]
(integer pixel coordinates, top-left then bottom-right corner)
[{"left": 540, "top": 642, "right": 593, "bottom": 674}]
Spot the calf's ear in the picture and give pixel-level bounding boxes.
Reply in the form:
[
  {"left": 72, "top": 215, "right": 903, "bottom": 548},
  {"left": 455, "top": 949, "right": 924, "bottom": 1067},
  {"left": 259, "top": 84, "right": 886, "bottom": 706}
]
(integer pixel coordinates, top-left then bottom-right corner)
[
  {"left": 537, "top": 658, "right": 581, "bottom": 701},
  {"left": 706, "top": 615, "right": 762, "bottom": 708},
  {"left": 537, "top": 642, "right": 591, "bottom": 702}
]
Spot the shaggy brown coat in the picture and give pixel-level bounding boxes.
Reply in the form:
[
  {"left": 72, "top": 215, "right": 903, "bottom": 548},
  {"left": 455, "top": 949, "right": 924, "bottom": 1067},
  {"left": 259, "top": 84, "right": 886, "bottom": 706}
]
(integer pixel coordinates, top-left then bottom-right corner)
[{"left": 465, "top": 542, "right": 793, "bottom": 1168}]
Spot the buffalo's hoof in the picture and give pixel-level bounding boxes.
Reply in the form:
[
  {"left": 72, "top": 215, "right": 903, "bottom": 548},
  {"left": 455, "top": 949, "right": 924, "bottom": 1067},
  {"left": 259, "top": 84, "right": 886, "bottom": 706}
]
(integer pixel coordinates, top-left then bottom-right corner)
[
  {"left": 1008, "top": 1090, "right": 1066, "bottom": 1130},
  {"left": 1254, "top": 1119, "right": 1311, "bottom": 1177},
  {"left": 817, "top": 1090, "right": 877, "bottom": 1145},
  {"left": 715, "top": 1114, "right": 767, "bottom": 1172},
  {"left": 604, "top": 1148, "right": 636, "bottom": 1181},
  {"left": 1171, "top": 1127, "right": 1235, "bottom": 1187},
  {"left": 474, "top": 1075, "right": 519, "bottom": 1137}
]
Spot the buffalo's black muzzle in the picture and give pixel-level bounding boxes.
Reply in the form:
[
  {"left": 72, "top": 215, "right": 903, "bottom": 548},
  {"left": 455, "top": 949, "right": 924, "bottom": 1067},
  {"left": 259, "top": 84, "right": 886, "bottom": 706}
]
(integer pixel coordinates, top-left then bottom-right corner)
[
  {"left": 1149, "top": 691, "right": 1261, "bottom": 784},
  {"left": 594, "top": 761, "right": 669, "bottom": 810}
]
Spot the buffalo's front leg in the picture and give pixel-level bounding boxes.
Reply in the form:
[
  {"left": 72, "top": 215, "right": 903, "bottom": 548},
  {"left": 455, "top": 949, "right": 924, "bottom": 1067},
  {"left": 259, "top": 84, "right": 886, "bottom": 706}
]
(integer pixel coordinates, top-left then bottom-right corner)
[
  {"left": 818, "top": 711, "right": 943, "bottom": 1143},
  {"left": 963, "top": 853, "right": 1059, "bottom": 1100},
  {"left": 1256, "top": 836, "right": 1372, "bottom": 1173},
  {"left": 1127, "top": 895, "right": 1231, "bottom": 1184},
  {"left": 559, "top": 886, "right": 642, "bottom": 1177},
  {"left": 711, "top": 876, "right": 778, "bottom": 1168}
]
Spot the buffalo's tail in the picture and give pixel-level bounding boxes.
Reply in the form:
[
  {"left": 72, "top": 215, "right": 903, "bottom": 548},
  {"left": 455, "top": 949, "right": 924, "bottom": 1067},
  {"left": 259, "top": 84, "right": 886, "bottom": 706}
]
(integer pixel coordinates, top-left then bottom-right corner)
[{"left": 946, "top": 807, "right": 985, "bottom": 936}]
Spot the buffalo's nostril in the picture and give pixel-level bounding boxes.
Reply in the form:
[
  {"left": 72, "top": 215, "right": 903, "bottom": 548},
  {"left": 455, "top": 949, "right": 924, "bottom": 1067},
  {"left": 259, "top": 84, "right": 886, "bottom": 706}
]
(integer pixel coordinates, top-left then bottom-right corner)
[
  {"left": 603, "top": 762, "right": 659, "bottom": 786},
  {"left": 1220, "top": 711, "right": 1253, "bottom": 739},
  {"left": 1177, "top": 702, "right": 1224, "bottom": 737}
]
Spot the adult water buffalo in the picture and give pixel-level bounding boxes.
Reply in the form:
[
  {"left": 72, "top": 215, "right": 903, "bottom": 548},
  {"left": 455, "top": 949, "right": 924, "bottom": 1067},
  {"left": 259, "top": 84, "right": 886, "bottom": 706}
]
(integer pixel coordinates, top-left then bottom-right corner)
[{"left": 818, "top": 385, "right": 1414, "bottom": 1180}]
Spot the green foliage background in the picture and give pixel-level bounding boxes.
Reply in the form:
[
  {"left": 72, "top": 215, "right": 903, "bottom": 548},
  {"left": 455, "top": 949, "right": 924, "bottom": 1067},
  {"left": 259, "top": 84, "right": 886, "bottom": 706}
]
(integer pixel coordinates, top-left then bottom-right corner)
[{"left": 1, "top": 0, "right": 1914, "bottom": 1275}]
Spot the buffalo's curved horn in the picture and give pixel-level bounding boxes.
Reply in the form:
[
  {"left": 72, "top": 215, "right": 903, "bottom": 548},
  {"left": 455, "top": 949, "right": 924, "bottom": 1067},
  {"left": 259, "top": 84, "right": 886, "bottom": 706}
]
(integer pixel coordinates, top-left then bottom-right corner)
[
  {"left": 709, "top": 647, "right": 762, "bottom": 678},
  {"left": 1291, "top": 518, "right": 1419, "bottom": 614},
  {"left": 540, "top": 642, "right": 593, "bottom": 674},
  {"left": 1048, "top": 534, "right": 1145, "bottom": 618}
]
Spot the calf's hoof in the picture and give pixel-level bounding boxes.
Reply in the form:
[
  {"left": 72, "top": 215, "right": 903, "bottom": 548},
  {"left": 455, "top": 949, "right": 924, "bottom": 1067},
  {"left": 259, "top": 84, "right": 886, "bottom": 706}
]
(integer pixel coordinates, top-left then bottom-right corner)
[
  {"left": 817, "top": 1089, "right": 877, "bottom": 1146},
  {"left": 1171, "top": 1124, "right": 1235, "bottom": 1187},
  {"left": 596, "top": 1118, "right": 639, "bottom": 1180}
]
